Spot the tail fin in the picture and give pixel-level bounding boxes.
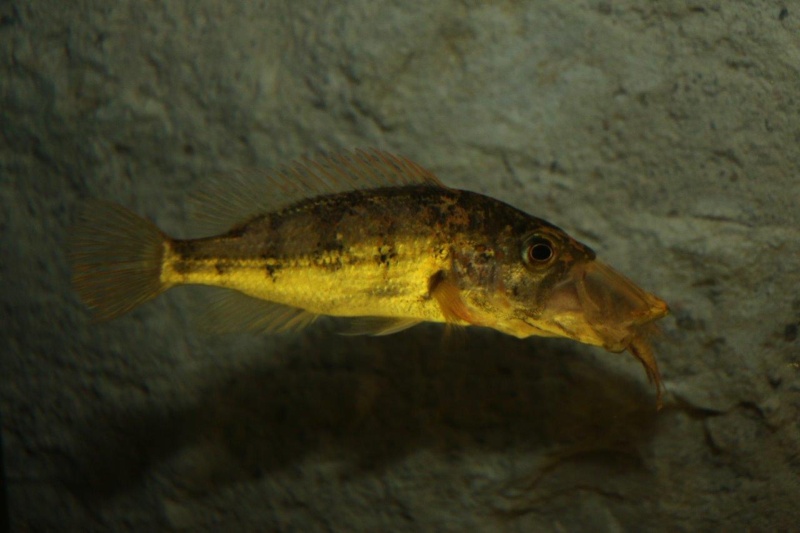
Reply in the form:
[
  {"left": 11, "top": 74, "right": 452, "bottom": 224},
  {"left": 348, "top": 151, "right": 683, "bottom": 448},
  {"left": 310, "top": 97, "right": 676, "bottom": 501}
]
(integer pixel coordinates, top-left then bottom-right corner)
[{"left": 68, "top": 200, "right": 167, "bottom": 321}]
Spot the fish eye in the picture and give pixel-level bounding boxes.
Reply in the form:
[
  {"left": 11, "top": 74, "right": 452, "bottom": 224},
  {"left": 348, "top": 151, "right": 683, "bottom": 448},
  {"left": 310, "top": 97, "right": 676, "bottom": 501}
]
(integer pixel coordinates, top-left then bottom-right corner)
[{"left": 523, "top": 236, "right": 555, "bottom": 265}]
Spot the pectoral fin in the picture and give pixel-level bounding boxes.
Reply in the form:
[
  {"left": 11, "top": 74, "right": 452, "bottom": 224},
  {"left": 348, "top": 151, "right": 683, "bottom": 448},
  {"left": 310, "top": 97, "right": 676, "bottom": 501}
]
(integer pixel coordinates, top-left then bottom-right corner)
[{"left": 428, "top": 270, "right": 477, "bottom": 325}]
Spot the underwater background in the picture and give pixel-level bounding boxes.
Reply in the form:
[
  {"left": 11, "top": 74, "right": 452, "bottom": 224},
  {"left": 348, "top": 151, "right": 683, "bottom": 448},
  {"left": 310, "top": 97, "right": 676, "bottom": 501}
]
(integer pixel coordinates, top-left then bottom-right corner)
[{"left": 2, "top": 1, "right": 799, "bottom": 530}]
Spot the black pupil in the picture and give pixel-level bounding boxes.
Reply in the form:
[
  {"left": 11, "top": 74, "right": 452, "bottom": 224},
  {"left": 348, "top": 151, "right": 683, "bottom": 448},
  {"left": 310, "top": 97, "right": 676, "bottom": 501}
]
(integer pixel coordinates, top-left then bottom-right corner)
[{"left": 529, "top": 242, "right": 553, "bottom": 262}]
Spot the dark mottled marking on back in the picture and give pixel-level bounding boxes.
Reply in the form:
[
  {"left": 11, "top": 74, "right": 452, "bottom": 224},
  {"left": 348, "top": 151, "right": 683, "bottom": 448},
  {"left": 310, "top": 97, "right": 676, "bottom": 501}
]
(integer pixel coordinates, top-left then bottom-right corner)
[
  {"left": 320, "top": 236, "right": 346, "bottom": 254},
  {"left": 377, "top": 244, "right": 397, "bottom": 267},
  {"left": 172, "top": 259, "right": 194, "bottom": 275},
  {"left": 173, "top": 240, "right": 200, "bottom": 257},
  {"left": 223, "top": 223, "right": 251, "bottom": 239},
  {"left": 266, "top": 263, "right": 280, "bottom": 280},
  {"left": 169, "top": 185, "right": 588, "bottom": 288},
  {"left": 313, "top": 248, "right": 344, "bottom": 272}
]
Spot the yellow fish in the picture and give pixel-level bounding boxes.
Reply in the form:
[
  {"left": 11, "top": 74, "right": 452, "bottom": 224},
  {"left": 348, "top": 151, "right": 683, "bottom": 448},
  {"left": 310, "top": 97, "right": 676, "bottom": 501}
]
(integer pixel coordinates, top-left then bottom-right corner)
[{"left": 69, "top": 149, "right": 669, "bottom": 406}]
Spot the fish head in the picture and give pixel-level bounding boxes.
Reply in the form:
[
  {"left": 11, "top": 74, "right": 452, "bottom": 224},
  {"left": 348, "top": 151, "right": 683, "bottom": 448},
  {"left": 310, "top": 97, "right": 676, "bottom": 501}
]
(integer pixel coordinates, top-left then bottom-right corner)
[
  {"left": 496, "top": 226, "right": 668, "bottom": 353},
  {"left": 489, "top": 225, "right": 668, "bottom": 406}
]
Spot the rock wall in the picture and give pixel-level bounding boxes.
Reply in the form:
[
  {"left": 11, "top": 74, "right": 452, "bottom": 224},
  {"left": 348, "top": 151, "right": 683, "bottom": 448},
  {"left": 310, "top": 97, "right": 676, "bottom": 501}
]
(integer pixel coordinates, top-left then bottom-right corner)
[{"left": 2, "top": 0, "right": 799, "bottom": 530}]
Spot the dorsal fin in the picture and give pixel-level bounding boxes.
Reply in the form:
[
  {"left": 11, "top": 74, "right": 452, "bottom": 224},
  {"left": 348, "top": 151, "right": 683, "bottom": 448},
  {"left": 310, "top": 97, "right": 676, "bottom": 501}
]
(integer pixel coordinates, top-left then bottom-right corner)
[{"left": 192, "top": 149, "right": 446, "bottom": 234}]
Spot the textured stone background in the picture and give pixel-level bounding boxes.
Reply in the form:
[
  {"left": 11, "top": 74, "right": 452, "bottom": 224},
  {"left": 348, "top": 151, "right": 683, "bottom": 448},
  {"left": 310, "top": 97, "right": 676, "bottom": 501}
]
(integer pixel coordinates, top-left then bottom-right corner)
[{"left": 3, "top": 0, "right": 799, "bottom": 530}]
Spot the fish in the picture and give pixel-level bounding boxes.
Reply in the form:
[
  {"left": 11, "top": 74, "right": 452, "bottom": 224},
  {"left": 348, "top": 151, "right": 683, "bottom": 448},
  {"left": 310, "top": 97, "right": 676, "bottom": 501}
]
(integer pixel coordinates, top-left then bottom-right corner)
[{"left": 69, "top": 149, "right": 669, "bottom": 407}]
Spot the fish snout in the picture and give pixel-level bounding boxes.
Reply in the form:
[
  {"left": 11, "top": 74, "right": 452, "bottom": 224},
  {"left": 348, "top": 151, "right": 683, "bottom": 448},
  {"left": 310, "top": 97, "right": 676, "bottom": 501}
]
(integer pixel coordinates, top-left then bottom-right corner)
[
  {"left": 536, "top": 259, "right": 668, "bottom": 408},
  {"left": 578, "top": 260, "right": 668, "bottom": 325},
  {"left": 543, "top": 260, "right": 668, "bottom": 349}
]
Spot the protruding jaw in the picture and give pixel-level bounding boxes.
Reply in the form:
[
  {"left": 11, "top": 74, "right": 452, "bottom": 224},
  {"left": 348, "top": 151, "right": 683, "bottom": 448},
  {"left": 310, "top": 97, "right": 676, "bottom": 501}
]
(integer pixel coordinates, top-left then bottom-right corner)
[
  {"left": 512, "top": 257, "right": 669, "bottom": 407},
  {"left": 534, "top": 259, "right": 669, "bottom": 350}
]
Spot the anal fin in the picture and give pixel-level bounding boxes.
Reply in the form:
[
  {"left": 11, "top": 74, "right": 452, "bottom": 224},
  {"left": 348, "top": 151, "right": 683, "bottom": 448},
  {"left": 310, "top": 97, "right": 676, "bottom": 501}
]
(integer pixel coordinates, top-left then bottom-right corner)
[
  {"left": 198, "top": 287, "right": 318, "bottom": 334},
  {"left": 336, "top": 316, "right": 421, "bottom": 336}
]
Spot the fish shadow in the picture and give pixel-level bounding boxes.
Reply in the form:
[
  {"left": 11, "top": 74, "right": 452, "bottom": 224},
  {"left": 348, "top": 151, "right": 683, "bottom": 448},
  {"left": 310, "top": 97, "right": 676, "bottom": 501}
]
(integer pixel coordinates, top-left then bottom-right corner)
[{"left": 65, "top": 326, "right": 659, "bottom": 500}]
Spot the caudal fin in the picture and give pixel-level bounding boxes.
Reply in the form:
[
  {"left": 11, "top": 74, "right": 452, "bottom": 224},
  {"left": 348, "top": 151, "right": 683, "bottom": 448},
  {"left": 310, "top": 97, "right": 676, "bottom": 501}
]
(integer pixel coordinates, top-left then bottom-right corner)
[{"left": 68, "top": 201, "right": 167, "bottom": 321}]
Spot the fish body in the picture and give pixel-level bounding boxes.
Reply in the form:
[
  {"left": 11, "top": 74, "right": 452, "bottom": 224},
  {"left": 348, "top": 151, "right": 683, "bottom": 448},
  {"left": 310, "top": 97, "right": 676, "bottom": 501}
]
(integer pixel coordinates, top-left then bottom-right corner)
[
  {"left": 164, "top": 186, "right": 589, "bottom": 335},
  {"left": 70, "top": 150, "right": 669, "bottom": 405}
]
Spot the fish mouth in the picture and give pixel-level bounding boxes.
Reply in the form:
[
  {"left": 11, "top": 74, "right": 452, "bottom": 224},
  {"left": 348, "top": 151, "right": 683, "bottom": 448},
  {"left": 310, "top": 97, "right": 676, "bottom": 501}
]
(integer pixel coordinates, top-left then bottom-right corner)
[
  {"left": 525, "top": 259, "right": 669, "bottom": 408},
  {"left": 538, "top": 260, "right": 669, "bottom": 351}
]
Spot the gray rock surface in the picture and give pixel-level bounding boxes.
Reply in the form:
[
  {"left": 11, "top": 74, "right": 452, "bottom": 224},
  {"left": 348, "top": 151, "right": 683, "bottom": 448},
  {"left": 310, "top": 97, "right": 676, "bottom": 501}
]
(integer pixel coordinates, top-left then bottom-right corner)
[{"left": 2, "top": 0, "right": 799, "bottom": 530}]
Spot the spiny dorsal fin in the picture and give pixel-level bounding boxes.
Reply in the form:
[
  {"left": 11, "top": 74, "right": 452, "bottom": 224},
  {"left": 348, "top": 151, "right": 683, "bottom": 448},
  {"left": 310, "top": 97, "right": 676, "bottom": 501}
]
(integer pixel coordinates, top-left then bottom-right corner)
[{"left": 192, "top": 149, "right": 446, "bottom": 235}]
